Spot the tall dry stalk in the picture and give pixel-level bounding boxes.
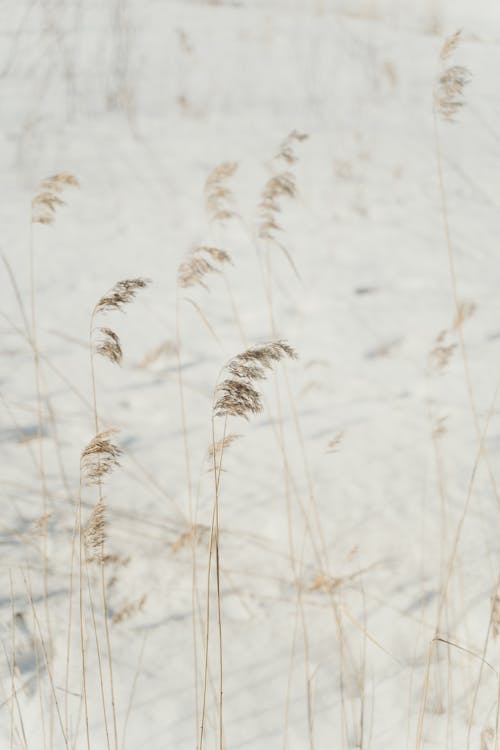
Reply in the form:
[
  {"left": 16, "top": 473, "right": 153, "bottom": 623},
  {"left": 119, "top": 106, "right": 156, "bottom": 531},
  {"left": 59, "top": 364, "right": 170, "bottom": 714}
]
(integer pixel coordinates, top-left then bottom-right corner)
[
  {"left": 177, "top": 243, "right": 233, "bottom": 747},
  {"left": 30, "top": 171, "right": 79, "bottom": 747},
  {"left": 86, "top": 278, "right": 150, "bottom": 750},
  {"left": 198, "top": 342, "right": 297, "bottom": 750},
  {"left": 256, "top": 132, "right": 351, "bottom": 744},
  {"left": 9, "top": 571, "right": 16, "bottom": 750},
  {"left": 416, "top": 32, "right": 500, "bottom": 749},
  {"left": 433, "top": 32, "right": 499, "bottom": 502},
  {"left": 205, "top": 138, "right": 351, "bottom": 745}
]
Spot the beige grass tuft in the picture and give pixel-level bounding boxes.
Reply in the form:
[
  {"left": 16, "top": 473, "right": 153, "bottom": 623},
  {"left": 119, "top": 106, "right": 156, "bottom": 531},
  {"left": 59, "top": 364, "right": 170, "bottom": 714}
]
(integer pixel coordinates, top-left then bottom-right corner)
[
  {"left": 214, "top": 341, "right": 297, "bottom": 419},
  {"left": 178, "top": 246, "right": 232, "bottom": 289},
  {"left": 32, "top": 172, "right": 79, "bottom": 224},
  {"left": 204, "top": 161, "right": 239, "bottom": 223},
  {"left": 81, "top": 430, "right": 121, "bottom": 485},
  {"left": 435, "top": 31, "right": 470, "bottom": 122},
  {"left": 208, "top": 433, "right": 241, "bottom": 460},
  {"left": 96, "top": 328, "right": 123, "bottom": 365},
  {"left": 94, "top": 278, "right": 151, "bottom": 315},
  {"left": 84, "top": 498, "right": 106, "bottom": 558},
  {"left": 258, "top": 131, "right": 307, "bottom": 243}
]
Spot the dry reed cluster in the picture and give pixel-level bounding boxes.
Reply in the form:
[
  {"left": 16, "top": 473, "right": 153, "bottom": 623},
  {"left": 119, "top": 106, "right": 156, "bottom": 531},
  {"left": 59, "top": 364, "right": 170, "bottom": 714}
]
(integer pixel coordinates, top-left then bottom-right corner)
[
  {"left": 81, "top": 430, "right": 121, "bottom": 485},
  {"left": 94, "top": 278, "right": 151, "bottom": 315},
  {"left": 258, "top": 130, "right": 307, "bottom": 242},
  {"left": 435, "top": 30, "right": 471, "bottom": 122},
  {"left": 214, "top": 341, "right": 297, "bottom": 419},
  {"left": 178, "top": 246, "right": 232, "bottom": 289},
  {"left": 92, "top": 277, "right": 151, "bottom": 366},
  {"left": 7, "top": 31, "right": 493, "bottom": 748},
  {"left": 204, "top": 161, "right": 239, "bottom": 223},
  {"left": 32, "top": 172, "right": 79, "bottom": 224}
]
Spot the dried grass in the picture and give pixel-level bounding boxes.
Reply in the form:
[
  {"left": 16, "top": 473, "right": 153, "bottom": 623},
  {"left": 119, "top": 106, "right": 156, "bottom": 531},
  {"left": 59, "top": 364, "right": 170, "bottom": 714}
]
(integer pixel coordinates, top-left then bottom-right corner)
[
  {"left": 435, "top": 31, "right": 471, "bottom": 122},
  {"left": 96, "top": 328, "right": 123, "bottom": 365},
  {"left": 94, "top": 278, "right": 151, "bottom": 315},
  {"left": 204, "top": 162, "right": 239, "bottom": 223},
  {"left": 81, "top": 430, "right": 121, "bottom": 485},
  {"left": 84, "top": 498, "right": 106, "bottom": 559},
  {"left": 178, "top": 246, "right": 232, "bottom": 289},
  {"left": 32, "top": 173, "right": 79, "bottom": 224},
  {"left": 258, "top": 131, "right": 307, "bottom": 242},
  {"left": 111, "top": 595, "right": 146, "bottom": 625},
  {"left": 214, "top": 341, "right": 297, "bottom": 419}
]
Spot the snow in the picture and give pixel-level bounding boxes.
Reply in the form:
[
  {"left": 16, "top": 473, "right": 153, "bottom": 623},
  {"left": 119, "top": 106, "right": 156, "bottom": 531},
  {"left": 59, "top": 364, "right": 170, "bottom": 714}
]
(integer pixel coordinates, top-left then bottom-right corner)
[{"left": 1, "top": 1, "right": 500, "bottom": 748}]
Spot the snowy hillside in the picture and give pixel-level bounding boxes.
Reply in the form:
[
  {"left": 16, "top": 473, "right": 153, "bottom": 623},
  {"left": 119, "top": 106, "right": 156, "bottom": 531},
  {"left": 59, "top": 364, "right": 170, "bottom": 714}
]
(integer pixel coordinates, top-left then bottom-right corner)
[{"left": 1, "top": 2, "right": 500, "bottom": 749}]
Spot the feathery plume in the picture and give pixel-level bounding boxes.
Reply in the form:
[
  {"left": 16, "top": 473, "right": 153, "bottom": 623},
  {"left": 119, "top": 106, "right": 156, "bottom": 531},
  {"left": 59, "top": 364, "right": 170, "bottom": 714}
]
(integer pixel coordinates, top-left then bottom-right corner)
[
  {"left": 32, "top": 172, "right": 79, "bottom": 224},
  {"left": 111, "top": 595, "right": 147, "bottom": 625},
  {"left": 429, "top": 331, "right": 456, "bottom": 374},
  {"left": 81, "top": 430, "right": 121, "bottom": 485},
  {"left": 178, "top": 255, "right": 216, "bottom": 290},
  {"left": 440, "top": 29, "right": 462, "bottom": 61},
  {"left": 94, "top": 278, "right": 151, "bottom": 315},
  {"left": 491, "top": 590, "right": 500, "bottom": 639},
  {"left": 178, "top": 246, "right": 232, "bottom": 289},
  {"left": 84, "top": 498, "right": 105, "bottom": 557},
  {"left": 200, "top": 246, "right": 232, "bottom": 265},
  {"left": 205, "top": 161, "right": 239, "bottom": 223},
  {"left": 96, "top": 327, "right": 123, "bottom": 365},
  {"left": 453, "top": 299, "right": 476, "bottom": 330},
  {"left": 172, "top": 524, "right": 209, "bottom": 554},
  {"left": 258, "top": 173, "right": 296, "bottom": 241},
  {"left": 139, "top": 340, "right": 177, "bottom": 369},
  {"left": 275, "top": 130, "right": 308, "bottom": 165},
  {"left": 258, "top": 131, "right": 307, "bottom": 243},
  {"left": 214, "top": 341, "right": 297, "bottom": 420},
  {"left": 208, "top": 433, "right": 241, "bottom": 460},
  {"left": 39, "top": 172, "right": 80, "bottom": 191},
  {"left": 214, "top": 379, "right": 262, "bottom": 420},
  {"left": 435, "top": 31, "right": 470, "bottom": 122}
]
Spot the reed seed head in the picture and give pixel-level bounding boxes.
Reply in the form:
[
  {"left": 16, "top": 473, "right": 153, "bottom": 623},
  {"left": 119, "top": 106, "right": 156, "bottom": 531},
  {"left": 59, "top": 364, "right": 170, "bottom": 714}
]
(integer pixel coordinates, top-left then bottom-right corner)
[
  {"left": 205, "top": 161, "right": 239, "bottom": 223},
  {"left": 32, "top": 172, "right": 79, "bottom": 224},
  {"left": 208, "top": 433, "right": 241, "bottom": 460},
  {"left": 440, "top": 29, "right": 462, "bottom": 61},
  {"left": 96, "top": 327, "right": 123, "bottom": 365},
  {"left": 275, "top": 130, "right": 308, "bottom": 164},
  {"left": 435, "top": 31, "right": 470, "bottom": 122},
  {"left": 81, "top": 430, "right": 121, "bottom": 485},
  {"left": 40, "top": 172, "right": 80, "bottom": 191},
  {"left": 178, "top": 246, "right": 232, "bottom": 289},
  {"left": 491, "top": 592, "right": 500, "bottom": 639},
  {"left": 429, "top": 332, "right": 456, "bottom": 374},
  {"left": 214, "top": 341, "right": 297, "bottom": 419},
  {"left": 258, "top": 131, "right": 307, "bottom": 242},
  {"left": 94, "top": 278, "right": 151, "bottom": 315},
  {"left": 214, "top": 379, "right": 262, "bottom": 420},
  {"left": 84, "top": 498, "right": 105, "bottom": 557}
]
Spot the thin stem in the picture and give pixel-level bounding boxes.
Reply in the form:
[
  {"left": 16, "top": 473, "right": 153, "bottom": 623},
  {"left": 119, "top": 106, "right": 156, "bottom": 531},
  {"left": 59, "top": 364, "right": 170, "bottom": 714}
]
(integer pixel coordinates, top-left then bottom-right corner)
[
  {"left": 9, "top": 570, "right": 16, "bottom": 750},
  {"left": 199, "top": 413, "right": 228, "bottom": 750},
  {"left": 64, "top": 489, "right": 80, "bottom": 738},
  {"left": 23, "top": 571, "right": 69, "bottom": 750},
  {"left": 433, "top": 104, "right": 499, "bottom": 507},
  {"left": 84, "top": 552, "right": 111, "bottom": 750},
  {"left": 175, "top": 289, "right": 200, "bottom": 746},
  {"left": 78, "top": 475, "right": 91, "bottom": 750},
  {"left": 89, "top": 312, "right": 119, "bottom": 750},
  {"left": 29, "top": 219, "right": 54, "bottom": 745},
  {"left": 212, "top": 415, "right": 224, "bottom": 750}
]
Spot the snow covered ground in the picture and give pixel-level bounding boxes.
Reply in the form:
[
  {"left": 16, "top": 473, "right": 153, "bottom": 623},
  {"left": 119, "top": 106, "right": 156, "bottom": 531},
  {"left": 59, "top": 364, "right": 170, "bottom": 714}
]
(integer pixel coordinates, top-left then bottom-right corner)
[{"left": 1, "top": 1, "right": 500, "bottom": 748}]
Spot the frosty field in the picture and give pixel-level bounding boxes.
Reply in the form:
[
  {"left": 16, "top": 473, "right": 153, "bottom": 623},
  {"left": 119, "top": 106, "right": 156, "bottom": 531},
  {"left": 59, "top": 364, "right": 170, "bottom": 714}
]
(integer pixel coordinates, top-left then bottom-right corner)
[{"left": 1, "top": 1, "right": 500, "bottom": 748}]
